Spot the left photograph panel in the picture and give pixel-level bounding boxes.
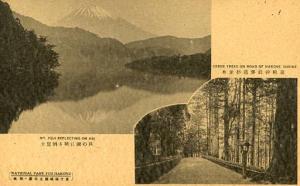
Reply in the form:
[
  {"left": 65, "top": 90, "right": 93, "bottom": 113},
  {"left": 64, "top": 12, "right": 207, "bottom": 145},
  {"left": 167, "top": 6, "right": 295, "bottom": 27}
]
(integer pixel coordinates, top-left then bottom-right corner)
[{"left": 1, "top": 0, "right": 211, "bottom": 134}]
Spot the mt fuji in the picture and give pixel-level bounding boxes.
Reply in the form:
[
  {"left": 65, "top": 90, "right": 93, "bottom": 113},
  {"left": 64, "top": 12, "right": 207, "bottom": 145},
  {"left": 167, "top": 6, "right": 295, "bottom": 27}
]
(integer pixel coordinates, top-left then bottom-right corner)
[
  {"left": 56, "top": 3, "right": 154, "bottom": 43},
  {"left": 70, "top": 6, "right": 112, "bottom": 19}
]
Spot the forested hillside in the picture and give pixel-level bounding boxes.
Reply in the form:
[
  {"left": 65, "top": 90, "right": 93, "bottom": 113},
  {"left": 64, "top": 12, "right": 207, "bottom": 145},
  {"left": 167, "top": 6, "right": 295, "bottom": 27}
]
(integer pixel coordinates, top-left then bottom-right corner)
[
  {"left": 14, "top": 12, "right": 211, "bottom": 100},
  {"left": 0, "top": 1, "right": 59, "bottom": 133},
  {"left": 14, "top": 12, "right": 133, "bottom": 99},
  {"left": 126, "top": 51, "right": 211, "bottom": 79},
  {"left": 126, "top": 35, "right": 211, "bottom": 57}
]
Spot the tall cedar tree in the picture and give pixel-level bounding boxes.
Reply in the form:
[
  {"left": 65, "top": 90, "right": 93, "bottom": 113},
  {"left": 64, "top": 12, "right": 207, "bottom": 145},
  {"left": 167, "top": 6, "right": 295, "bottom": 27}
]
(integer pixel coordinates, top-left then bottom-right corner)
[
  {"left": 0, "top": 2, "right": 60, "bottom": 133},
  {"left": 267, "top": 79, "right": 297, "bottom": 183}
]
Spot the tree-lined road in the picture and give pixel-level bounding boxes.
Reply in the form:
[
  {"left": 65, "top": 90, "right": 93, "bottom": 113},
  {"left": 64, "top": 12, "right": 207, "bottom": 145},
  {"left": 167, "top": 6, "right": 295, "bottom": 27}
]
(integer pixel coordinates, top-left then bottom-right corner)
[{"left": 154, "top": 157, "right": 252, "bottom": 184}]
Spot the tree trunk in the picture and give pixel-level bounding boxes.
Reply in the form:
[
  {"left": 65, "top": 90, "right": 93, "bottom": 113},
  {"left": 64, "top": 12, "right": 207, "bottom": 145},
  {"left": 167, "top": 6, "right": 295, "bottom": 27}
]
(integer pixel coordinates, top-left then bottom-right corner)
[
  {"left": 257, "top": 97, "right": 261, "bottom": 167},
  {"left": 264, "top": 101, "right": 269, "bottom": 169},
  {"left": 206, "top": 95, "right": 210, "bottom": 155},
  {"left": 235, "top": 79, "right": 242, "bottom": 163},
  {"left": 209, "top": 91, "right": 214, "bottom": 156},
  {"left": 213, "top": 91, "right": 219, "bottom": 158},
  {"left": 242, "top": 78, "right": 246, "bottom": 140},
  {"left": 267, "top": 79, "right": 297, "bottom": 184},
  {"left": 269, "top": 100, "right": 274, "bottom": 165},
  {"left": 223, "top": 79, "right": 230, "bottom": 161},
  {"left": 250, "top": 81, "right": 258, "bottom": 166}
]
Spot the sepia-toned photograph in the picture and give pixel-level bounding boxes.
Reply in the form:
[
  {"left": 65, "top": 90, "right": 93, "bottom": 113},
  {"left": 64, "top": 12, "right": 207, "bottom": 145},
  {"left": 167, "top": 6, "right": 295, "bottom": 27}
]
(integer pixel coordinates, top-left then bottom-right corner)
[
  {"left": 0, "top": 0, "right": 299, "bottom": 185},
  {"left": 0, "top": 0, "right": 211, "bottom": 134},
  {"left": 135, "top": 78, "right": 297, "bottom": 184}
]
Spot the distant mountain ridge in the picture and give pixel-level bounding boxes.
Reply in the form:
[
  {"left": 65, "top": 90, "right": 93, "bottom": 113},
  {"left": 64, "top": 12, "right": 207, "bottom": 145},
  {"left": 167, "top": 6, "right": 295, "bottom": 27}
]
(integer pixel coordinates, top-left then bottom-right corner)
[
  {"left": 13, "top": 12, "right": 211, "bottom": 100},
  {"left": 126, "top": 35, "right": 211, "bottom": 58},
  {"left": 14, "top": 12, "right": 133, "bottom": 99},
  {"left": 55, "top": 4, "right": 155, "bottom": 43}
]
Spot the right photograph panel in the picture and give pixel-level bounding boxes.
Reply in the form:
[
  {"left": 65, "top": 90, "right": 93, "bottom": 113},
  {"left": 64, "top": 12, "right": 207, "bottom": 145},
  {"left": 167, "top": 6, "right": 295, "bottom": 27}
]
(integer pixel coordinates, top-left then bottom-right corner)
[{"left": 135, "top": 78, "right": 297, "bottom": 184}]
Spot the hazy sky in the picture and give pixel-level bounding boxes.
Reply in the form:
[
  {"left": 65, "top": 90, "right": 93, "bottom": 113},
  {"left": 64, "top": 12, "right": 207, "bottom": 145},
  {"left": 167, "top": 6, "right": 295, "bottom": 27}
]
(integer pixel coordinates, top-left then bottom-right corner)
[{"left": 5, "top": 0, "right": 211, "bottom": 38}]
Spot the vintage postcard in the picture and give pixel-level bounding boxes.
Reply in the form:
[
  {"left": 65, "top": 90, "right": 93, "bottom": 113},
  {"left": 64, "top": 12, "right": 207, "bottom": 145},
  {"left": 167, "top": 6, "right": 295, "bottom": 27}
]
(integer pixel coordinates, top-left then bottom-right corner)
[{"left": 0, "top": 0, "right": 299, "bottom": 185}]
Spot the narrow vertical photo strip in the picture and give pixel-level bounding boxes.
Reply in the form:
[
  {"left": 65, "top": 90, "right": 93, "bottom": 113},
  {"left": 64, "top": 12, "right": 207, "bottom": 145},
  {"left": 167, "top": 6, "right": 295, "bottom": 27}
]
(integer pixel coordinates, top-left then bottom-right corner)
[
  {"left": 134, "top": 78, "right": 297, "bottom": 184},
  {"left": 0, "top": 0, "right": 211, "bottom": 134}
]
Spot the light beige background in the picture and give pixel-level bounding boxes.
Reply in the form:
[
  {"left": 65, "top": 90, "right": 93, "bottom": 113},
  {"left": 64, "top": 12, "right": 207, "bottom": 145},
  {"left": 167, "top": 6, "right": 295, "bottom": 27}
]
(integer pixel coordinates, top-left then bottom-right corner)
[
  {"left": 211, "top": 0, "right": 299, "bottom": 78},
  {"left": 6, "top": 0, "right": 211, "bottom": 38},
  {"left": 0, "top": 0, "right": 300, "bottom": 185}
]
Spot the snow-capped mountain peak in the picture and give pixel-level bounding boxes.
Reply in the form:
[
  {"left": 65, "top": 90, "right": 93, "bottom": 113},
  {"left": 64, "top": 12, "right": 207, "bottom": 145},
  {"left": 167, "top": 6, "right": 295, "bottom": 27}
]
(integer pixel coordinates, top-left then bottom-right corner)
[
  {"left": 71, "top": 5, "right": 113, "bottom": 19},
  {"left": 56, "top": 1, "right": 154, "bottom": 43}
]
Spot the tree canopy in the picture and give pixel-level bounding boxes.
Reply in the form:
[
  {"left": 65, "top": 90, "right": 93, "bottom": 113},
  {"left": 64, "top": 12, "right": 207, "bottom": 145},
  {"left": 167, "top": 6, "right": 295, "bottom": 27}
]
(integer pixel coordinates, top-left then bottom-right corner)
[
  {"left": 0, "top": 1, "right": 60, "bottom": 133},
  {"left": 126, "top": 51, "right": 211, "bottom": 79},
  {"left": 188, "top": 78, "right": 297, "bottom": 184}
]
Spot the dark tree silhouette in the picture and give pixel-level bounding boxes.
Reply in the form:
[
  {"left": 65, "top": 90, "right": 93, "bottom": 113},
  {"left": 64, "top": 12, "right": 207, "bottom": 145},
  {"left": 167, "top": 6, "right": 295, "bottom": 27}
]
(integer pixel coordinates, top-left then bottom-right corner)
[
  {"left": 126, "top": 51, "right": 211, "bottom": 79},
  {"left": 0, "top": 2, "right": 60, "bottom": 133},
  {"left": 267, "top": 79, "right": 297, "bottom": 183}
]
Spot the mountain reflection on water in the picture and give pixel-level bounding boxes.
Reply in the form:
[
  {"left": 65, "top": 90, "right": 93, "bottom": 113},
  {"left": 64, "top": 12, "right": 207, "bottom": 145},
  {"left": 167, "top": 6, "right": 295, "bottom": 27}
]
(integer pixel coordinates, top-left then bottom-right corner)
[{"left": 10, "top": 73, "right": 207, "bottom": 134}]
